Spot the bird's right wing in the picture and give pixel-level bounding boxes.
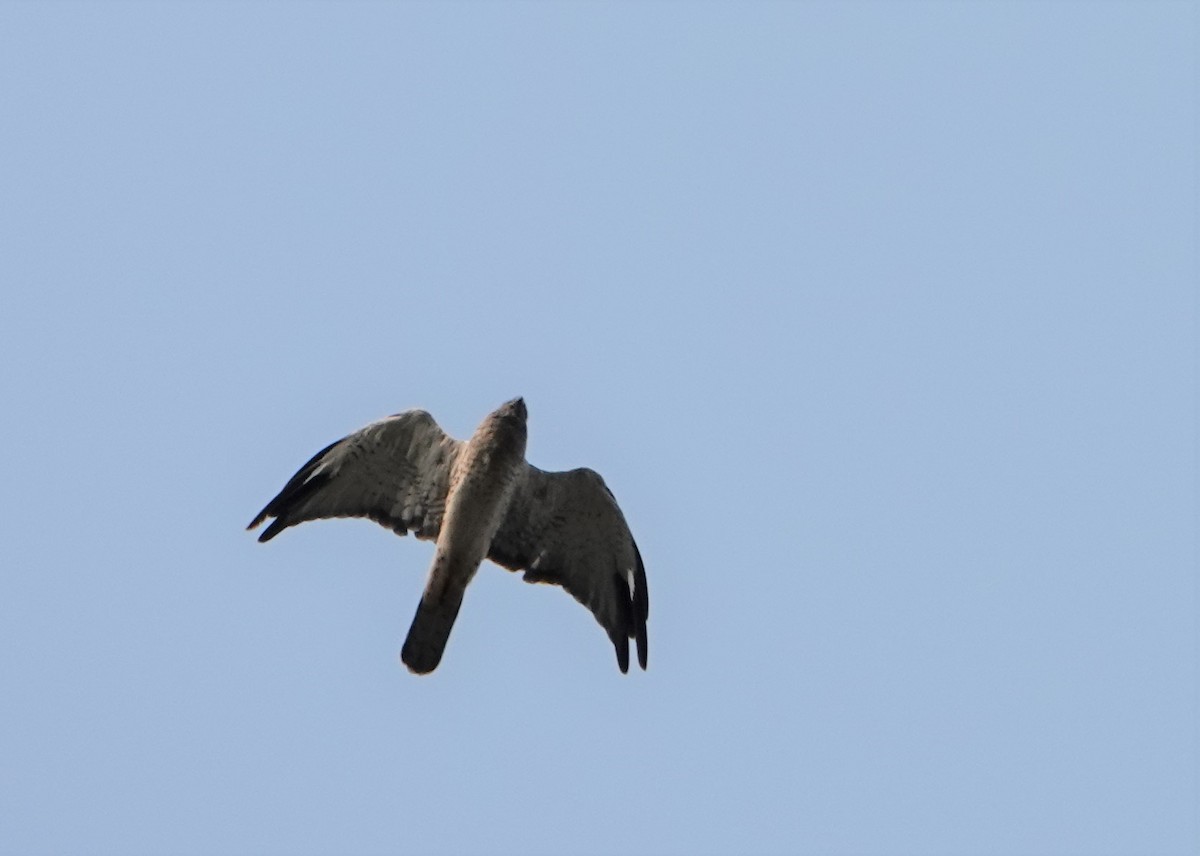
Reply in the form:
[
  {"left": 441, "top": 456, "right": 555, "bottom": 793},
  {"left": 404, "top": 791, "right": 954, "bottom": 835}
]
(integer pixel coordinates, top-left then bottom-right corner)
[
  {"left": 488, "top": 466, "right": 648, "bottom": 673},
  {"left": 247, "top": 410, "right": 462, "bottom": 543}
]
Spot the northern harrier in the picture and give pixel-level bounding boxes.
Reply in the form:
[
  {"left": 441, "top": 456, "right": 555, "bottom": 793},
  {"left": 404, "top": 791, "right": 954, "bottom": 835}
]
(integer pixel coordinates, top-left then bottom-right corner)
[{"left": 247, "top": 398, "right": 648, "bottom": 674}]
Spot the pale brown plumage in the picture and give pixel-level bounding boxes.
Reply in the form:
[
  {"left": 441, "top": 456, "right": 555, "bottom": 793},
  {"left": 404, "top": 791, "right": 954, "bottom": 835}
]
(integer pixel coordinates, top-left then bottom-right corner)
[{"left": 247, "top": 398, "right": 648, "bottom": 674}]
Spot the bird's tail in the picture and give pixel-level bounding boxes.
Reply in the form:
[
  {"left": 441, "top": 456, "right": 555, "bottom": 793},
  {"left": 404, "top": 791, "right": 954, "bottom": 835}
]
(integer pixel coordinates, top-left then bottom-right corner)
[{"left": 401, "top": 589, "right": 465, "bottom": 674}]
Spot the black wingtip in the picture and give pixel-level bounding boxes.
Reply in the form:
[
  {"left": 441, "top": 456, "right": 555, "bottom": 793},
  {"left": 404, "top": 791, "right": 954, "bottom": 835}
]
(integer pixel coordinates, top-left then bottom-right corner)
[
  {"left": 614, "top": 635, "right": 630, "bottom": 674},
  {"left": 246, "top": 437, "right": 340, "bottom": 543},
  {"left": 247, "top": 503, "right": 279, "bottom": 536},
  {"left": 633, "top": 543, "right": 649, "bottom": 670},
  {"left": 257, "top": 517, "right": 288, "bottom": 542},
  {"left": 611, "top": 571, "right": 633, "bottom": 674}
]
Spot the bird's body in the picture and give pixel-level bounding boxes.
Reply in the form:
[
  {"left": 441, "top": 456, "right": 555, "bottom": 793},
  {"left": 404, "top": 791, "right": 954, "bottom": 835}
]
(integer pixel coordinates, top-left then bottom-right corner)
[
  {"left": 248, "top": 398, "right": 648, "bottom": 674},
  {"left": 399, "top": 402, "right": 527, "bottom": 673}
]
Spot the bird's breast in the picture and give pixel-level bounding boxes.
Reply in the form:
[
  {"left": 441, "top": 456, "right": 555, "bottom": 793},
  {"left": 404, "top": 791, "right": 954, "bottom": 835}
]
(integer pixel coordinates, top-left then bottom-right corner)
[{"left": 437, "top": 437, "right": 524, "bottom": 565}]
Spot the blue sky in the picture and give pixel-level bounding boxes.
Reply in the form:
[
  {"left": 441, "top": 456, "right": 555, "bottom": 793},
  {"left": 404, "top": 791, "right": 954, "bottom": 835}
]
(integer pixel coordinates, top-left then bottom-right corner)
[{"left": 1, "top": 3, "right": 1195, "bottom": 854}]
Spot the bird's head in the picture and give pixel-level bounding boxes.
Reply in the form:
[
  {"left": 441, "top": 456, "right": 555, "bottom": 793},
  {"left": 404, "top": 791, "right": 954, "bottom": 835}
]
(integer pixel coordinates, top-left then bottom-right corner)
[
  {"left": 481, "top": 397, "right": 528, "bottom": 459},
  {"left": 498, "top": 397, "right": 527, "bottom": 423}
]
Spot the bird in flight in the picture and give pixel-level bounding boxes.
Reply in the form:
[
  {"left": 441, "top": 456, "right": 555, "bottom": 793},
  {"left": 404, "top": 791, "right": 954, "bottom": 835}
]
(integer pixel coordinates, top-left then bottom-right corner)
[{"left": 248, "top": 398, "right": 648, "bottom": 674}]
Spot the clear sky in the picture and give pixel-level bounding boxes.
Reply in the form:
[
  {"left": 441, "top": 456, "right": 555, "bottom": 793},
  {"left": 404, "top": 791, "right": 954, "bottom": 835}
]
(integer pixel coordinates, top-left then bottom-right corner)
[{"left": 1, "top": 3, "right": 1195, "bottom": 855}]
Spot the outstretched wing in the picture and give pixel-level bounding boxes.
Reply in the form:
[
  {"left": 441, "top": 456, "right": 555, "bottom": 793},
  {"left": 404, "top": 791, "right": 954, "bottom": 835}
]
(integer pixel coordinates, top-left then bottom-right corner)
[
  {"left": 488, "top": 466, "right": 648, "bottom": 672},
  {"left": 247, "top": 410, "right": 462, "bottom": 543}
]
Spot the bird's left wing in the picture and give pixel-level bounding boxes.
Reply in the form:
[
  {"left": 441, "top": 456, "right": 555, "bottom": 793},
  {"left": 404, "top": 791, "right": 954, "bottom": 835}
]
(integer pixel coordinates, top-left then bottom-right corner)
[
  {"left": 247, "top": 409, "right": 462, "bottom": 543},
  {"left": 488, "top": 466, "right": 648, "bottom": 672}
]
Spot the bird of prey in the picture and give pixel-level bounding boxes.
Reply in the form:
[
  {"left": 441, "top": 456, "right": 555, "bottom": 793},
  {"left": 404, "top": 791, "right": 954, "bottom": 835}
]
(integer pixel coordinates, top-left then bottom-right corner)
[{"left": 247, "top": 398, "right": 648, "bottom": 675}]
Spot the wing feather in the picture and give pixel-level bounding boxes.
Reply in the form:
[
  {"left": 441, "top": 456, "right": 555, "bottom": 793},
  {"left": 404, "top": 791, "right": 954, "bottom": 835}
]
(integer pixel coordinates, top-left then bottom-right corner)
[
  {"left": 489, "top": 466, "right": 649, "bottom": 672},
  {"left": 247, "top": 410, "right": 462, "bottom": 543}
]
